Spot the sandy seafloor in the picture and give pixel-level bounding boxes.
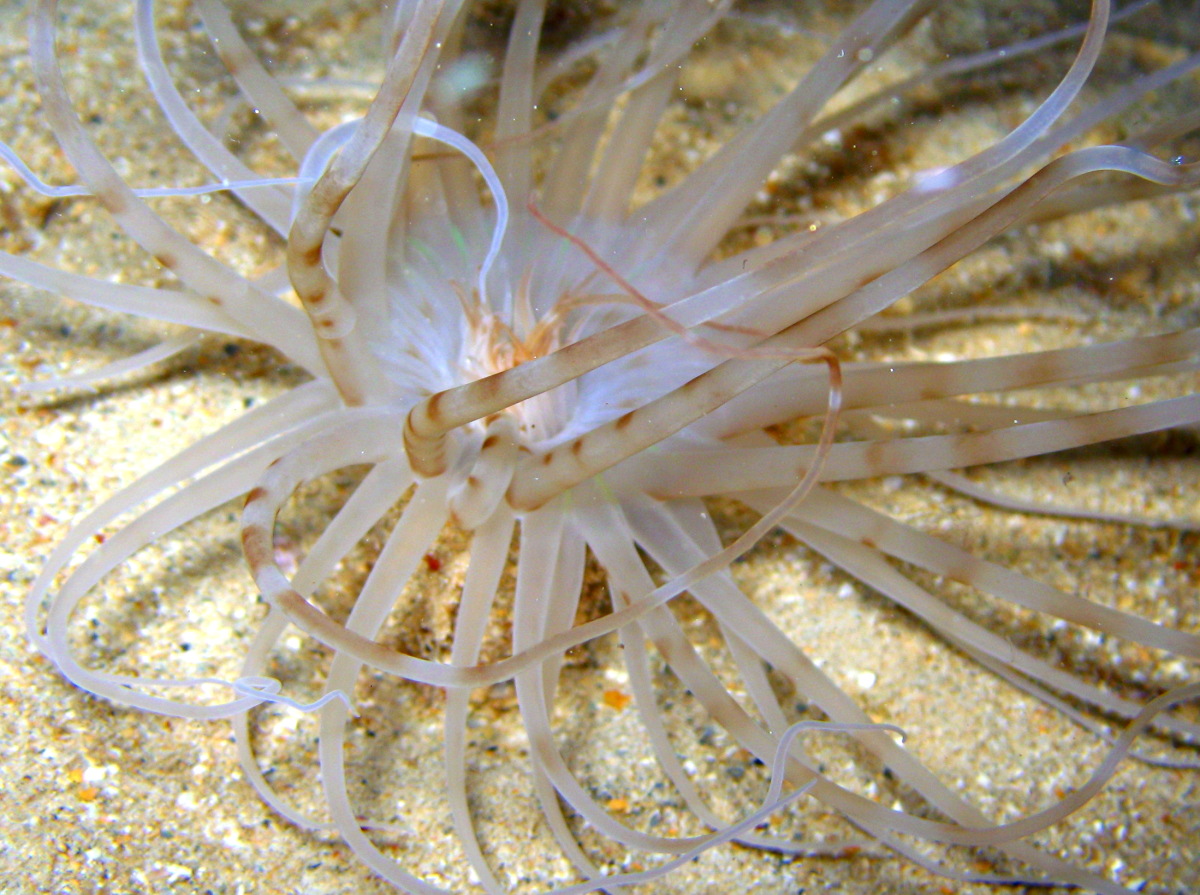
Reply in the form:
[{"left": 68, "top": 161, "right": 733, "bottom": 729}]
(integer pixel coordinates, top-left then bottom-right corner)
[{"left": 1, "top": 1, "right": 1199, "bottom": 894}]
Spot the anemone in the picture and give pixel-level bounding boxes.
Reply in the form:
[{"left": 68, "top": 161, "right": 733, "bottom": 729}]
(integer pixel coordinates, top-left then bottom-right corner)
[{"left": 1, "top": 0, "right": 1199, "bottom": 893}]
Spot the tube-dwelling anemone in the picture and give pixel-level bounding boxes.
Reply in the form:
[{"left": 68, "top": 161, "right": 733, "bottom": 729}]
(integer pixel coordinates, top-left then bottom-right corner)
[{"left": 1, "top": 0, "right": 1199, "bottom": 893}]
